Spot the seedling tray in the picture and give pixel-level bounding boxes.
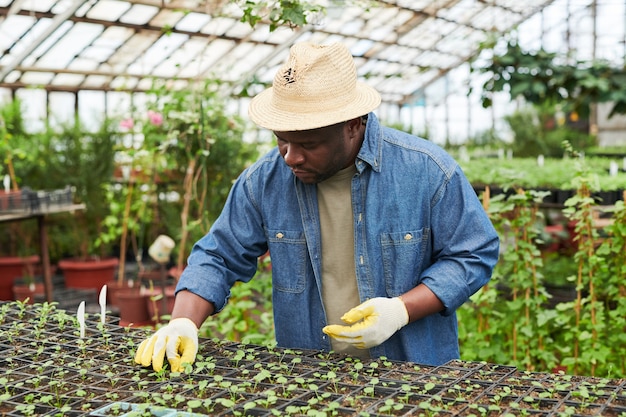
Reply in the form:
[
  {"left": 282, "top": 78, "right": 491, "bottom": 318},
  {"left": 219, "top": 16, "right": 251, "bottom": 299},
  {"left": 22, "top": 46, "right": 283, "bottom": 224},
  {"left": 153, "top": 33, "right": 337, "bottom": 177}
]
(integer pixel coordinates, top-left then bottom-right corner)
[{"left": 1, "top": 301, "right": 625, "bottom": 416}]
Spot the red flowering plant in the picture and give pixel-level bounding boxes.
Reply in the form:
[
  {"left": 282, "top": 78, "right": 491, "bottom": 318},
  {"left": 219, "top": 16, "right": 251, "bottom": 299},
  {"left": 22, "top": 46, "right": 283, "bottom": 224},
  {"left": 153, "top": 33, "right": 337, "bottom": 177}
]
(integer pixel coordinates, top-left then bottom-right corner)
[
  {"left": 99, "top": 80, "right": 258, "bottom": 284},
  {"left": 139, "top": 80, "right": 257, "bottom": 278},
  {"left": 96, "top": 107, "right": 167, "bottom": 284}
]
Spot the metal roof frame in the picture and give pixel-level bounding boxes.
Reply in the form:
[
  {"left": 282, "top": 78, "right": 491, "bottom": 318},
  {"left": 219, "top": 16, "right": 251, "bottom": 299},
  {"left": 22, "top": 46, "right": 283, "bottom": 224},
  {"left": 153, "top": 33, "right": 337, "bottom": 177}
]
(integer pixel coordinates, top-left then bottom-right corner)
[{"left": 0, "top": 0, "right": 557, "bottom": 106}]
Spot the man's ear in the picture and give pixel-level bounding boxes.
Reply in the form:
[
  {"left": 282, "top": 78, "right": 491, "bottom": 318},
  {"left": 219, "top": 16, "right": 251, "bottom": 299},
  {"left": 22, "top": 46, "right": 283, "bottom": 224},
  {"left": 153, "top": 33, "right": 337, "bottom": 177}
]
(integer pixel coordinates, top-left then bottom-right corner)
[{"left": 346, "top": 117, "right": 364, "bottom": 137}]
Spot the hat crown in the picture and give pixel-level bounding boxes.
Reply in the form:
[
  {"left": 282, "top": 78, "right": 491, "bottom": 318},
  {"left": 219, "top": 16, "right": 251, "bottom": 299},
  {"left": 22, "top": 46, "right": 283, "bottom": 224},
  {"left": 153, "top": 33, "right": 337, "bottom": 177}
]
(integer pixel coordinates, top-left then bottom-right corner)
[
  {"left": 248, "top": 41, "right": 380, "bottom": 131},
  {"left": 271, "top": 43, "right": 357, "bottom": 113}
]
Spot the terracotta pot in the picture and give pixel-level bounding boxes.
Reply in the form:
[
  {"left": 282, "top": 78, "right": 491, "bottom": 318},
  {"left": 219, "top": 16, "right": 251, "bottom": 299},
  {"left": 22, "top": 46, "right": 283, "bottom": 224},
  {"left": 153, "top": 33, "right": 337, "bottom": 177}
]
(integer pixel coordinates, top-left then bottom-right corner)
[
  {"left": 12, "top": 282, "right": 45, "bottom": 304},
  {"left": 0, "top": 190, "right": 23, "bottom": 212},
  {"left": 0, "top": 255, "right": 41, "bottom": 300},
  {"left": 59, "top": 257, "right": 119, "bottom": 290},
  {"left": 145, "top": 286, "right": 176, "bottom": 321},
  {"left": 105, "top": 280, "right": 137, "bottom": 307},
  {"left": 116, "top": 287, "right": 152, "bottom": 327}
]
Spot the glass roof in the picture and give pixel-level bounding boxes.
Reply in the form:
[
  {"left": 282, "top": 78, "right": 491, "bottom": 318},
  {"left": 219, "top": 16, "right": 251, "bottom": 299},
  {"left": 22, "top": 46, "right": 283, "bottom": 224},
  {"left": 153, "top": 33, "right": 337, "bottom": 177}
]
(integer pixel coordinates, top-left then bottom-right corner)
[{"left": 0, "top": 0, "right": 557, "bottom": 106}]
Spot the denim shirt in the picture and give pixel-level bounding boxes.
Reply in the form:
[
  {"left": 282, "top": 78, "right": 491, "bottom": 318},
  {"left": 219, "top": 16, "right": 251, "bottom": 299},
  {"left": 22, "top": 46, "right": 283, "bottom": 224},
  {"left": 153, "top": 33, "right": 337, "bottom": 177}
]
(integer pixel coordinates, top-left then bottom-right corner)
[{"left": 176, "top": 113, "right": 500, "bottom": 365}]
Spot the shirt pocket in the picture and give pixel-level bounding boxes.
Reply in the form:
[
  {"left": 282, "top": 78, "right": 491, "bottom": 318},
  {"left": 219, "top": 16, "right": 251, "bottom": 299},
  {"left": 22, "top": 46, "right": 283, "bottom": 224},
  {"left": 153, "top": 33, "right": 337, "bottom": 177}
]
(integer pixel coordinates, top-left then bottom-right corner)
[
  {"left": 267, "top": 228, "right": 308, "bottom": 293},
  {"left": 381, "top": 229, "right": 429, "bottom": 296}
]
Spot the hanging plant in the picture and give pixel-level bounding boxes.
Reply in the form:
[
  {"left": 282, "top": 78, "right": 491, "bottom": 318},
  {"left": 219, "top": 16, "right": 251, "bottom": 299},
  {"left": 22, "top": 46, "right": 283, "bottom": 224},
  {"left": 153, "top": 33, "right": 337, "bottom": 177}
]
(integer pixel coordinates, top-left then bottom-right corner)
[
  {"left": 472, "top": 36, "right": 626, "bottom": 119},
  {"left": 235, "top": 0, "right": 324, "bottom": 31}
]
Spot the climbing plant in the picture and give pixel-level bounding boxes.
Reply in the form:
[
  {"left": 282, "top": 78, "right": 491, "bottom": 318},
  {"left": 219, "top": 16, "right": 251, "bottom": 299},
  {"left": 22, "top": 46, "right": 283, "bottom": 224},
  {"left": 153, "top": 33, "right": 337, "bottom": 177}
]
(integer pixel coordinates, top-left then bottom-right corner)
[{"left": 458, "top": 143, "right": 626, "bottom": 378}]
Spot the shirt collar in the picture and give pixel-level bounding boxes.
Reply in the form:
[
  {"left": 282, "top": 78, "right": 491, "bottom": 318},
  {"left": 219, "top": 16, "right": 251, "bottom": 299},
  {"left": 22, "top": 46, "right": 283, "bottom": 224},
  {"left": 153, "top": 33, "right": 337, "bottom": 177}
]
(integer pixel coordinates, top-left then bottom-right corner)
[{"left": 356, "top": 112, "right": 383, "bottom": 173}]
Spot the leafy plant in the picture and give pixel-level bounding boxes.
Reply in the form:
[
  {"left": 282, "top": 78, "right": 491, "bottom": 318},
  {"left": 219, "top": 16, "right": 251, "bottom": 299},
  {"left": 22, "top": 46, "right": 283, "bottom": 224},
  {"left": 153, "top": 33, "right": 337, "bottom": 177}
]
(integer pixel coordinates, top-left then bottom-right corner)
[
  {"left": 7, "top": 116, "right": 121, "bottom": 261},
  {"left": 459, "top": 156, "right": 626, "bottom": 192},
  {"left": 200, "top": 269, "right": 274, "bottom": 344},
  {"left": 113, "top": 79, "right": 259, "bottom": 275},
  {"left": 504, "top": 104, "right": 596, "bottom": 158},
  {"left": 235, "top": 0, "right": 325, "bottom": 32},
  {"left": 0, "top": 97, "right": 31, "bottom": 190},
  {"left": 458, "top": 143, "right": 626, "bottom": 378},
  {"left": 2, "top": 298, "right": 626, "bottom": 416},
  {"left": 473, "top": 36, "right": 626, "bottom": 119}
]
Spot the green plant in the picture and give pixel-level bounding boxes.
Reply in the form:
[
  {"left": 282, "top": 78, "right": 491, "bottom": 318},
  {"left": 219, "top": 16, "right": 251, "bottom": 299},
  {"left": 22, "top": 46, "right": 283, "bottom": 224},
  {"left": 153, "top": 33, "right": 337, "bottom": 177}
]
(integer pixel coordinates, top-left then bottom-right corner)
[
  {"left": 459, "top": 189, "right": 552, "bottom": 370},
  {"left": 594, "top": 199, "right": 626, "bottom": 376},
  {"left": 14, "top": 403, "right": 36, "bottom": 417},
  {"left": 235, "top": 0, "right": 324, "bottom": 32},
  {"left": 474, "top": 36, "right": 626, "bottom": 120},
  {"left": 504, "top": 105, "right": 595, "bottom": 158},
  {"left": 27, "top": 117, "right": 121, "bottom": 260},
  {"left": 557, "top": 143, "right": 607, "bottom": 376},
  {"left": 98, "top": 157, "right": 157, "bottom": 282},
  {"left": 0, "top": 99, "right": 42, "bottom": 257},
  {"left": 0, "top": 97, "right": 31, "bottom": 190},
  {"left": 459, "top": 156, "right": 626, "bottom": 192},
  {"left": 120, "top": 79, "right": 259, "bottom": 273},
  {"left": 257, "top": 389, "right": 279, "bottom": 409},
  {"left": 5, "top": 274, "right": 626, "bottom": 416},
  {"left": 458, "top": 143, "right": 626, "bottom": 378},
  {"left": 201, "top": 269, "right": 274, "bottom": 344},
  {"left": 377, "top": 398, "right": 405, "bottom": 415}
]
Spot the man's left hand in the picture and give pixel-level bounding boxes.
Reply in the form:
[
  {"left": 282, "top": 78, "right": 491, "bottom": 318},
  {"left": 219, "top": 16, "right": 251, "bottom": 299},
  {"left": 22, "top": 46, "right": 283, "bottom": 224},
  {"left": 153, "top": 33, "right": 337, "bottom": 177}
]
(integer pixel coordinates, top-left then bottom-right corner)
[{"left": 322, "top": 297, "right": 409, "bottom": 349}]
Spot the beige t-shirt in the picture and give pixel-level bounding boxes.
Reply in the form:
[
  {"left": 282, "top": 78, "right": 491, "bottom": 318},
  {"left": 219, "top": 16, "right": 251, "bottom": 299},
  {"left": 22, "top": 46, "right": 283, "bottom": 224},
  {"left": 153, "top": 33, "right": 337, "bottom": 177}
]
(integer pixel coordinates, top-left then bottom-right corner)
[{"left": 317, "top": 165, "right": 369, "bottom": 359}]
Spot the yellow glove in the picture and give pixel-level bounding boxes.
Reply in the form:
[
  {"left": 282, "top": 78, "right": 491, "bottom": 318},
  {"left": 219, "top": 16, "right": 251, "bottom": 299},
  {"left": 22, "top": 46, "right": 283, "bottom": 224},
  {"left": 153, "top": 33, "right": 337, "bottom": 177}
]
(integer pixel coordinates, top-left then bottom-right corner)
[
  {"left": 322, "top": 297, "right": 409, "bottom": 349},
  {"left": 134, "top": 317, "right": 198, "bottom": 372}
]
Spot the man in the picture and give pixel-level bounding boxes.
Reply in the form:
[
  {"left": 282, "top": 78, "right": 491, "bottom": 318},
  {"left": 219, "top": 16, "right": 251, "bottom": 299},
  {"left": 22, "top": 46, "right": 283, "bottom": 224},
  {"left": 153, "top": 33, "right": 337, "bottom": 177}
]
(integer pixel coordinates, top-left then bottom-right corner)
[{"left": 134, "top": 42, "right": 499, "bottom": 373}]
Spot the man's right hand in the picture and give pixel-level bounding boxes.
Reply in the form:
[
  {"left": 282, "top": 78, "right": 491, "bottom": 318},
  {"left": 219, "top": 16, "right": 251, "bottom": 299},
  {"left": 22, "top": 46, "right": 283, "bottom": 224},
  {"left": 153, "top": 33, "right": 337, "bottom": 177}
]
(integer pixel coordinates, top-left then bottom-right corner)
[{"left": 134, "top": 317, "right": 199, "bottom": 372}]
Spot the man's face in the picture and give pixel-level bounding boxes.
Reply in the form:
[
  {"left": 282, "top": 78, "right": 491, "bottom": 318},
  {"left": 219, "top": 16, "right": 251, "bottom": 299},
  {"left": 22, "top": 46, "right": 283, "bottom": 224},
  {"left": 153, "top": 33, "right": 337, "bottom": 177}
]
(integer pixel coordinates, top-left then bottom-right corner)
[{"left": 274, "top": 121, "right": 358, "bottom": 184}]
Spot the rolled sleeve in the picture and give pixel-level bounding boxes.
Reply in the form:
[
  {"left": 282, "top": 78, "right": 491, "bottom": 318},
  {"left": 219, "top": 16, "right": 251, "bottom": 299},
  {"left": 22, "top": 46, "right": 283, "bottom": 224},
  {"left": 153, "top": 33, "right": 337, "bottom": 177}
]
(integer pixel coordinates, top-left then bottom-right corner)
[
  {"left": 421, "top": 167, "right": 500, "bottom": 315},
  {"left": 174, "top": 169, "right": 269, "bottom": 313}
]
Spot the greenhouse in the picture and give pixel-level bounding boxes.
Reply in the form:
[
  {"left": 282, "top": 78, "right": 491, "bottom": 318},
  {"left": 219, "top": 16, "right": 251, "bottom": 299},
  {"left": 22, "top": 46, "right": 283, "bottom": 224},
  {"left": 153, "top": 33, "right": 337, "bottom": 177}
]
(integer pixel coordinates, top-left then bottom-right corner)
[{"left": 1, "top": 1, "right": 626, "bottom": 416}]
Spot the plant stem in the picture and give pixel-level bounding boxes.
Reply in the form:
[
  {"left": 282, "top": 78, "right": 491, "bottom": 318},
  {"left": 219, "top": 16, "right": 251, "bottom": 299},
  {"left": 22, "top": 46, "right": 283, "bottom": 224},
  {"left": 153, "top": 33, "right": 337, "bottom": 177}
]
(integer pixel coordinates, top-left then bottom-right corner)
[{"left": 118, "top": 179, "right": 134, "bottom": 284}]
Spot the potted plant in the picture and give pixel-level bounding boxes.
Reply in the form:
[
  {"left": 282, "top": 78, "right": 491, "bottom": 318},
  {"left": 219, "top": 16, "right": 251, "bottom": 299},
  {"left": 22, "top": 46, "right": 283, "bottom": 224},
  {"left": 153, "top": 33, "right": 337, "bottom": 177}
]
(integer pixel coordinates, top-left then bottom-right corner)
[
  {"left": 10, "top": 260, "right": 45, "bottom": 304},
  {"left": 0, "top": 98, "right": 27, "bottom": 201},
  {"left": 0, "top": 98, "right": 43, "bottom": 301},
  {"left": 96, "top": 108, "right": 165, "bottom": 306},
  {"left": 97, "top": 81, "right": 258, "bottom": 324},
  {"left": 101, "top": 80, "right": 258, "bottom": 285},
  {"left": 43, "top": 117, "right": 121, "bottom": 290},
  {"left": 139, "top": 79, "right": 258, "bottom": 275}
]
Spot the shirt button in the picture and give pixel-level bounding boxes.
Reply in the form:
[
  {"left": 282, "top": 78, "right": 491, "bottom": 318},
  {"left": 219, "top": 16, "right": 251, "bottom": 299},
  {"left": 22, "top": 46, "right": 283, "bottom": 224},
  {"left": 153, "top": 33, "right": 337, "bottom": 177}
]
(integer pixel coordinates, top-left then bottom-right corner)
[
  {"left": 404, "top": 233, "right": 413, "bottom": 240},
  {"left": 276, "top": 232, "right": 284, "bottom": 239}
]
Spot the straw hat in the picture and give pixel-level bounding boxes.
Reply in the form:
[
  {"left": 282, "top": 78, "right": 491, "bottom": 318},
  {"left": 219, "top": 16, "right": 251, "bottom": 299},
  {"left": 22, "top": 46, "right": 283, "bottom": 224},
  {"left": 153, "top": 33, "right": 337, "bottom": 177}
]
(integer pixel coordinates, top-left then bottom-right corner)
[{"left": 248, "top": 42, "right": 381, "bottom": 131}]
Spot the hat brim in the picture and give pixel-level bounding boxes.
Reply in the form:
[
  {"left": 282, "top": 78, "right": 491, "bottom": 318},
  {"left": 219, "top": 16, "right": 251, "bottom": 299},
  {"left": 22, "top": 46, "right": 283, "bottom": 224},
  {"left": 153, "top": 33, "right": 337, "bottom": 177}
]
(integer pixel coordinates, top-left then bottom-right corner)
[{"left": 248, "top": 82, "right": 381, "bottom": 131}]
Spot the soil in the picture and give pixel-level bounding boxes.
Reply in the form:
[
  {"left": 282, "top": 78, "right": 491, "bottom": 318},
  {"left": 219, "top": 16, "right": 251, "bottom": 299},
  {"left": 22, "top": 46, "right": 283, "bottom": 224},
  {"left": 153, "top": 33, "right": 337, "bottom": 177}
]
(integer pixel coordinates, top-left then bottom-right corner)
[{"left": 1, "top": 300, "right": 625, "bottom": 417}]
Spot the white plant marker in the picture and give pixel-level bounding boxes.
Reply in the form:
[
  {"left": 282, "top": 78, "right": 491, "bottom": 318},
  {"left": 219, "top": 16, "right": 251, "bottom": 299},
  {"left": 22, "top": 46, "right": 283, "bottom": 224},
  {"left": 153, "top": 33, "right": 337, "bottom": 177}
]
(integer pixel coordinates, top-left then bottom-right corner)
[
  {"left": 77, "top": 301, "right": 86, "bottom": 338},
  {"left": 99, "top": 285, "right": 107, "bottom": 326}
]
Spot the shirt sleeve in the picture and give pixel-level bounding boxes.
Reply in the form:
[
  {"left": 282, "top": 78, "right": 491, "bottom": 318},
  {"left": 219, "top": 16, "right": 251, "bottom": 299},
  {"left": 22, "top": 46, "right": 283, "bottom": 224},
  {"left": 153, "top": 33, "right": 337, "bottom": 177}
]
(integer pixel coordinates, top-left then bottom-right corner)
[
  {"left": 175, "top": 171, "right": 269, "bottom": 313},
  {"left": 419, "top": 165, "right": 500, "bottom": 316}
]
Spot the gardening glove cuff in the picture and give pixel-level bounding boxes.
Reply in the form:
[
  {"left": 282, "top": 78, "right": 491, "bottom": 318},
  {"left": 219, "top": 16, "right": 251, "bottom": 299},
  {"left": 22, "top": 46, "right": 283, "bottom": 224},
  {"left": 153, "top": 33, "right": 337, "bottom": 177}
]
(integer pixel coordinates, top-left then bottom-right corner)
[
  {"left": 322, "top": 297, "right": 409, "bottom": 349},
  {"left": 134, "top": 317, "right": 198, "bottom": 373}
]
